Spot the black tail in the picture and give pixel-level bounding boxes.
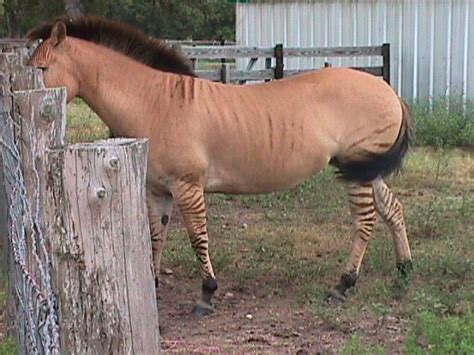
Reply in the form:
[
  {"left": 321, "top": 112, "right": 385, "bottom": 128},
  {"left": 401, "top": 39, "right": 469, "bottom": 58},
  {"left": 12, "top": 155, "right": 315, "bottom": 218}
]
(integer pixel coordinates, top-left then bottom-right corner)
[{"left": 330, "top": 98, "right": 414, "bottom": 182}]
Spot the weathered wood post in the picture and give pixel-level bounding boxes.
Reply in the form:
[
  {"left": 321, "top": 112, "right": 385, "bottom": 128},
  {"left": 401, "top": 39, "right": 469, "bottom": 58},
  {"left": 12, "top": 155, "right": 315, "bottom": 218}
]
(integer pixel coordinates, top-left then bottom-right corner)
[
  {"left": 274, "top": 43, "right": 284, "bottom": 80},
  {"left": 1, "top": 41, "right": 160, "bottom": 353},
  {"left": 0, "top": 45, "right": 60, "bottom": 353},
  {"left": 221, "top": 63, "right": 231, "bottom": 84},
  {"left": 382, "top": 43, "right": 390, "bottom": 85},
  {"left": 0, "top": 42, "right": 35, "bottom": 265},
  {"left": 0, "top": 55, "right": 11, "bottom": 268},
  {"left": 46, "top": 138, "right": 161, "bottom": 354},
  {"left": 265, "top": 57, "right": 272, "bottom": 82}
]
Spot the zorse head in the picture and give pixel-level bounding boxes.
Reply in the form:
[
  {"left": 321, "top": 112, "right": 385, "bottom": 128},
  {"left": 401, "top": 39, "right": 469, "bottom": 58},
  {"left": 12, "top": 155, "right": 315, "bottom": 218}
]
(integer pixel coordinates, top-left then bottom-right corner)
[{"left": 27, "top": 21, "right": 79, "bottom": 102}]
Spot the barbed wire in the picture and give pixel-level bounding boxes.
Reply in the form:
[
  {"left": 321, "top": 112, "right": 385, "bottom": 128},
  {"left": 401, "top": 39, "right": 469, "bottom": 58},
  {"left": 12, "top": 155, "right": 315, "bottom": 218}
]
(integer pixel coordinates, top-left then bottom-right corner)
[{"left": 1, "top": 71, "right": 60, "bottom": 354}]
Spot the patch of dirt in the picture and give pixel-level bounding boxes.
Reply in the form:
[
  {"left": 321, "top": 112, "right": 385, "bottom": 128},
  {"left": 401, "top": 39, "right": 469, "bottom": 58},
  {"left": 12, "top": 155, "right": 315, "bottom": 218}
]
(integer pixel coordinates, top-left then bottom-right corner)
[
  {"left": 157, "top": 199, "right": 410, "bottom": 354},
  {"left": 158, "top": 275, "right": 407, "bottom": 354}
]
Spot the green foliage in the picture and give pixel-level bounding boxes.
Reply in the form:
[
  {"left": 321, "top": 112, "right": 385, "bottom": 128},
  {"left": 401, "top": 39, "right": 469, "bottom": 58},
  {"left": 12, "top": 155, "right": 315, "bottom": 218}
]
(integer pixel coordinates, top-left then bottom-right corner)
[
  {"left": 0, "top": 271, "right": 14, "bottom": 355},
  {"left": 66, "top": 99, "right": 109, "bottom": 143},
  {"left": 412, "top": 99, "right": 474, "bottom": 148},
  {"left": 409, "top": 192, "right": 473, "bottom": 240},
  {"left": 405, "top": 311, "right": 474, "bottom": 354},
  {"left": 341, "top": 335, "right": 386, "bottom": 355},
  {"left": 0, "top": 337, "right": 16, "bottom": 355},
  {"left": 0, "top": 0, "right": 235, "bottom": 40},
  {"left": 0, "top": 0, "right": 65, "bottom": 37}
]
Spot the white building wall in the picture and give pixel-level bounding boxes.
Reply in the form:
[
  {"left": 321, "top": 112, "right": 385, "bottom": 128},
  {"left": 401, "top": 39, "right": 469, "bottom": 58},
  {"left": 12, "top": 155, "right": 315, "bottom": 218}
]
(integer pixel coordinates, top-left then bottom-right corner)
[{"left": 236, "top": 0, "right": 474, "bottom": 102}]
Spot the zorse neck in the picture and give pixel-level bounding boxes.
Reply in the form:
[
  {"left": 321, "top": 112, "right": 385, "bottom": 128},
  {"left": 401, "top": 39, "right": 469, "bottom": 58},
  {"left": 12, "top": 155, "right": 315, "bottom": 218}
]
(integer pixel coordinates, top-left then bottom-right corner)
[{"left": 68, "top": 37, "right": 177, "bottom": 138}]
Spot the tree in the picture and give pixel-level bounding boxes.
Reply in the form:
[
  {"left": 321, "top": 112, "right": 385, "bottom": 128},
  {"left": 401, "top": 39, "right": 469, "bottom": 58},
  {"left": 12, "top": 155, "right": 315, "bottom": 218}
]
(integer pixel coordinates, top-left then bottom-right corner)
[
  {"left": 84, "top": 0, "right": 235, "bottom": 40},
  {"left": 65, "top": 0, "right": 84, "bottom": 16},
  {"left": 0, "top": 0, "right": 235, "bottom": 40},
  {"left": 3, "top": 0, "right": 22, "bottom": 37},
  {"left": 1, "top": 0, "right": 65, "bottom": 37}
]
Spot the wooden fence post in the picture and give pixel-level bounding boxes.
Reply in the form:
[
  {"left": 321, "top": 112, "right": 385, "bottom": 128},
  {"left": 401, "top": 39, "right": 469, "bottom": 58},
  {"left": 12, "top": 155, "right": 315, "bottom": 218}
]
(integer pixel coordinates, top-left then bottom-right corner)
[
  {"left": 0, "top": 45, "right": 42, "bottom": 262},
  {"left": 13, "top": 87, "right": 67, "bottom": 209},
  {"left": 0, "top": 62, "right": 12, "bottom": 268},
  {"left": 1, "top": 42, "right": 161, "bottom": 353},
  {"left": 45, "top": 138, "right": 161, "bottom": 354},
  {"left": 265, "top": 57, "right": 272, "bottom": 82},
  {"left": 382, "top": 43, "right": 390, "bottom": 85},
  {"left": 221, "top": 63, "right": 231, "bottom": 84},
  {"left": 274, "top": 43, "right": 284, "bottom": 79},
  {"left": 1, "top": 49, "right": 58, "bottom": 353},
  {"left": 12, "top": 88, "right": 67, "bottom": 296}
]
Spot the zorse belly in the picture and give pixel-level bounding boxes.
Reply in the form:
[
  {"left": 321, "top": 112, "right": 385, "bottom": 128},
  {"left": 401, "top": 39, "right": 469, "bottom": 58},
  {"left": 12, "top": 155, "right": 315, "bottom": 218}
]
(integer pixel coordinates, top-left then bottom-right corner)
[{"left": 204, "top": 149, "right": 330, "bottom": 194}]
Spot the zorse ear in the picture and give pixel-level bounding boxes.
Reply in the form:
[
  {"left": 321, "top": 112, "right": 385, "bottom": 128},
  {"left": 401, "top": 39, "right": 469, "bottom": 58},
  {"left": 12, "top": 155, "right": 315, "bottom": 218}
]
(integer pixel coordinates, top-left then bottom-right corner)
[{"left": 51, "top": 21, "right": 67, "bottom": 47}]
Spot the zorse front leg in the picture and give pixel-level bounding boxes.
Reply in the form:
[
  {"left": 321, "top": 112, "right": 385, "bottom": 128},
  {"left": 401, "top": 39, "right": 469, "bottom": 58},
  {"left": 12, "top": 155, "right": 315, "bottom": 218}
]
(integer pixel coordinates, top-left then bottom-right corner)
[
  {"left": 146, "top": 190, "right": 174, "bottom": 288},
  {"left": 172, "top": 181, "right": 218, "bottom": 316}
]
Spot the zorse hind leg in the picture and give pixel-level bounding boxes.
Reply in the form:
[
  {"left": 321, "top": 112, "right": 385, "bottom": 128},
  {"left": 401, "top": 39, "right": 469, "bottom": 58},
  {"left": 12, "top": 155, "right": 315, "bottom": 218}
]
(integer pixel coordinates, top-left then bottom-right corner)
[
  {"left": 329, "top": 182, "right": 376, "bottom": 303},
  {"left": 147, "top": 190, "right": 174, "bottom": 288},
  {"left": 373, "top": 177, "right": 412, "bottom": 274},
  {"left": 172, "top": 181, "right": 217, "bottom": 316}
]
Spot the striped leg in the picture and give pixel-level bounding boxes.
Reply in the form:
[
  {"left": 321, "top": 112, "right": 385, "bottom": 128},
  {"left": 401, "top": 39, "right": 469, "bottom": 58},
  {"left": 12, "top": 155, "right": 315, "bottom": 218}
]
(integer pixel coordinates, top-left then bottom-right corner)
[
  {"left": 373, "top": 177, "right": 412, "bottom": 274},
  {"left": 172, "top": 181, "right": 217, "bottom": 316},
  {"left": 330, "top": 182, "right": 376, "bottom": 302},
  {"left": 147, "top": 190, "right": 174, "bottom": 287}
]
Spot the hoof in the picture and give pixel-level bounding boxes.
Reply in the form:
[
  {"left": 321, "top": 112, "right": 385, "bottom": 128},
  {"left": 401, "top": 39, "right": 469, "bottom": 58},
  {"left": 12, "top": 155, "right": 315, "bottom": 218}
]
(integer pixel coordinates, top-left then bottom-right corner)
[
  {"left": 191, "top": 301, "right": 214, "bottom": 317},
  {"left": 397, "top": 260, "right": 413, "bottom": 277},
  {"left": 326, "top": 289, "right": 346, "bottom": 306}
]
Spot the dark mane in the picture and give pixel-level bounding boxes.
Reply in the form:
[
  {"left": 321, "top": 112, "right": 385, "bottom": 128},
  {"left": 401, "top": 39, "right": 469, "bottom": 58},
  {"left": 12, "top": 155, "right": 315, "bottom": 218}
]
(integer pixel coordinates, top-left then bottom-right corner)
[{"left": 26, "top": 15, "right": 195, "bottom": 77}]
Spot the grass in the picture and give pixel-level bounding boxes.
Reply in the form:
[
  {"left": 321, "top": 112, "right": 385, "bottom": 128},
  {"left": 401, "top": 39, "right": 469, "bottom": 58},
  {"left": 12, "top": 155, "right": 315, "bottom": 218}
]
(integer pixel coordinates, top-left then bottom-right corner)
[
  {"left": 341, "top": 334, "right": 386, "bottom": 355},
  {"left": 412, "top": 98, "right": 474, "bottom": 148},
  {"left": 159, "top": 145, "right": 473, "bottom": 351},
  {"left": 0, "top": 272, "right": 15, "bottom": 355},
  {"left": 62, "top": 99, "right": 473, "bottom": 352},
  {"left": 0, "top": 338, "right": 15, "bottom": 355},
  {"left": 163, "top": 152, "right": 473, "bottom": 353},
  {"left": 1, "top": 98, "right": 473, "bottom": 352},
  {"left": 405, "top": 311, "right": 474, "bottom": 354},
  {"left": 66, "top": 100, "right": 109, "bottom": 143}
]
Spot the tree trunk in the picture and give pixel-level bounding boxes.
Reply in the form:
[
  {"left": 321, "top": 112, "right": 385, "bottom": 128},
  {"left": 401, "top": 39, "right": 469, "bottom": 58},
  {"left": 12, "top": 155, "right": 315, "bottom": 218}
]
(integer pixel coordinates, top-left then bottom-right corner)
[
  {"left": 65, "top": 0, "right": 84, "bottom": 16},
  {"left": 4, "top": 0, "right": 21, "bottom": 38}
]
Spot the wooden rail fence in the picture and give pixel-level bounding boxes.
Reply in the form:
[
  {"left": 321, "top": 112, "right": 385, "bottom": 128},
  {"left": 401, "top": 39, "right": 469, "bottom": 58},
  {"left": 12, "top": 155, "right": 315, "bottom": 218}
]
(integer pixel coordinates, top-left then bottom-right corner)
[{"left": 176, "top": 43, "right": 390, "bottom": 85}]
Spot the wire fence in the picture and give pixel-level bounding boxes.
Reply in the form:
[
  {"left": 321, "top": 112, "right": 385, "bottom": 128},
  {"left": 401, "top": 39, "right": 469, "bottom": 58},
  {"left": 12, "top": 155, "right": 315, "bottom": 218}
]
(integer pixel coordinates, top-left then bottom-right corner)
[
  {"left": 0, "top": 40, "right": 162, "bottom": 354},
  {"left": 0, "top": 43, "right": 61, "bottom": 354}
]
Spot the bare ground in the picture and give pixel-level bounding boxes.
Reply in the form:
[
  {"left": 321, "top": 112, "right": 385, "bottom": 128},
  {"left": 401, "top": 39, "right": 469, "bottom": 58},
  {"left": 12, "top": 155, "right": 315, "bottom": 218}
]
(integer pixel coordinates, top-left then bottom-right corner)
[
  {"left": 158, "top": 209, "right": 410, "bottom": 354},
  {"left": 1, "top": 146, "right": 472, "bottom": 353},
  {"left": 156, "top": 147, "right": 473, "bottom": 353},
  {"left": 159, "top": 276, "right": 408, "bottom": 354}
]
